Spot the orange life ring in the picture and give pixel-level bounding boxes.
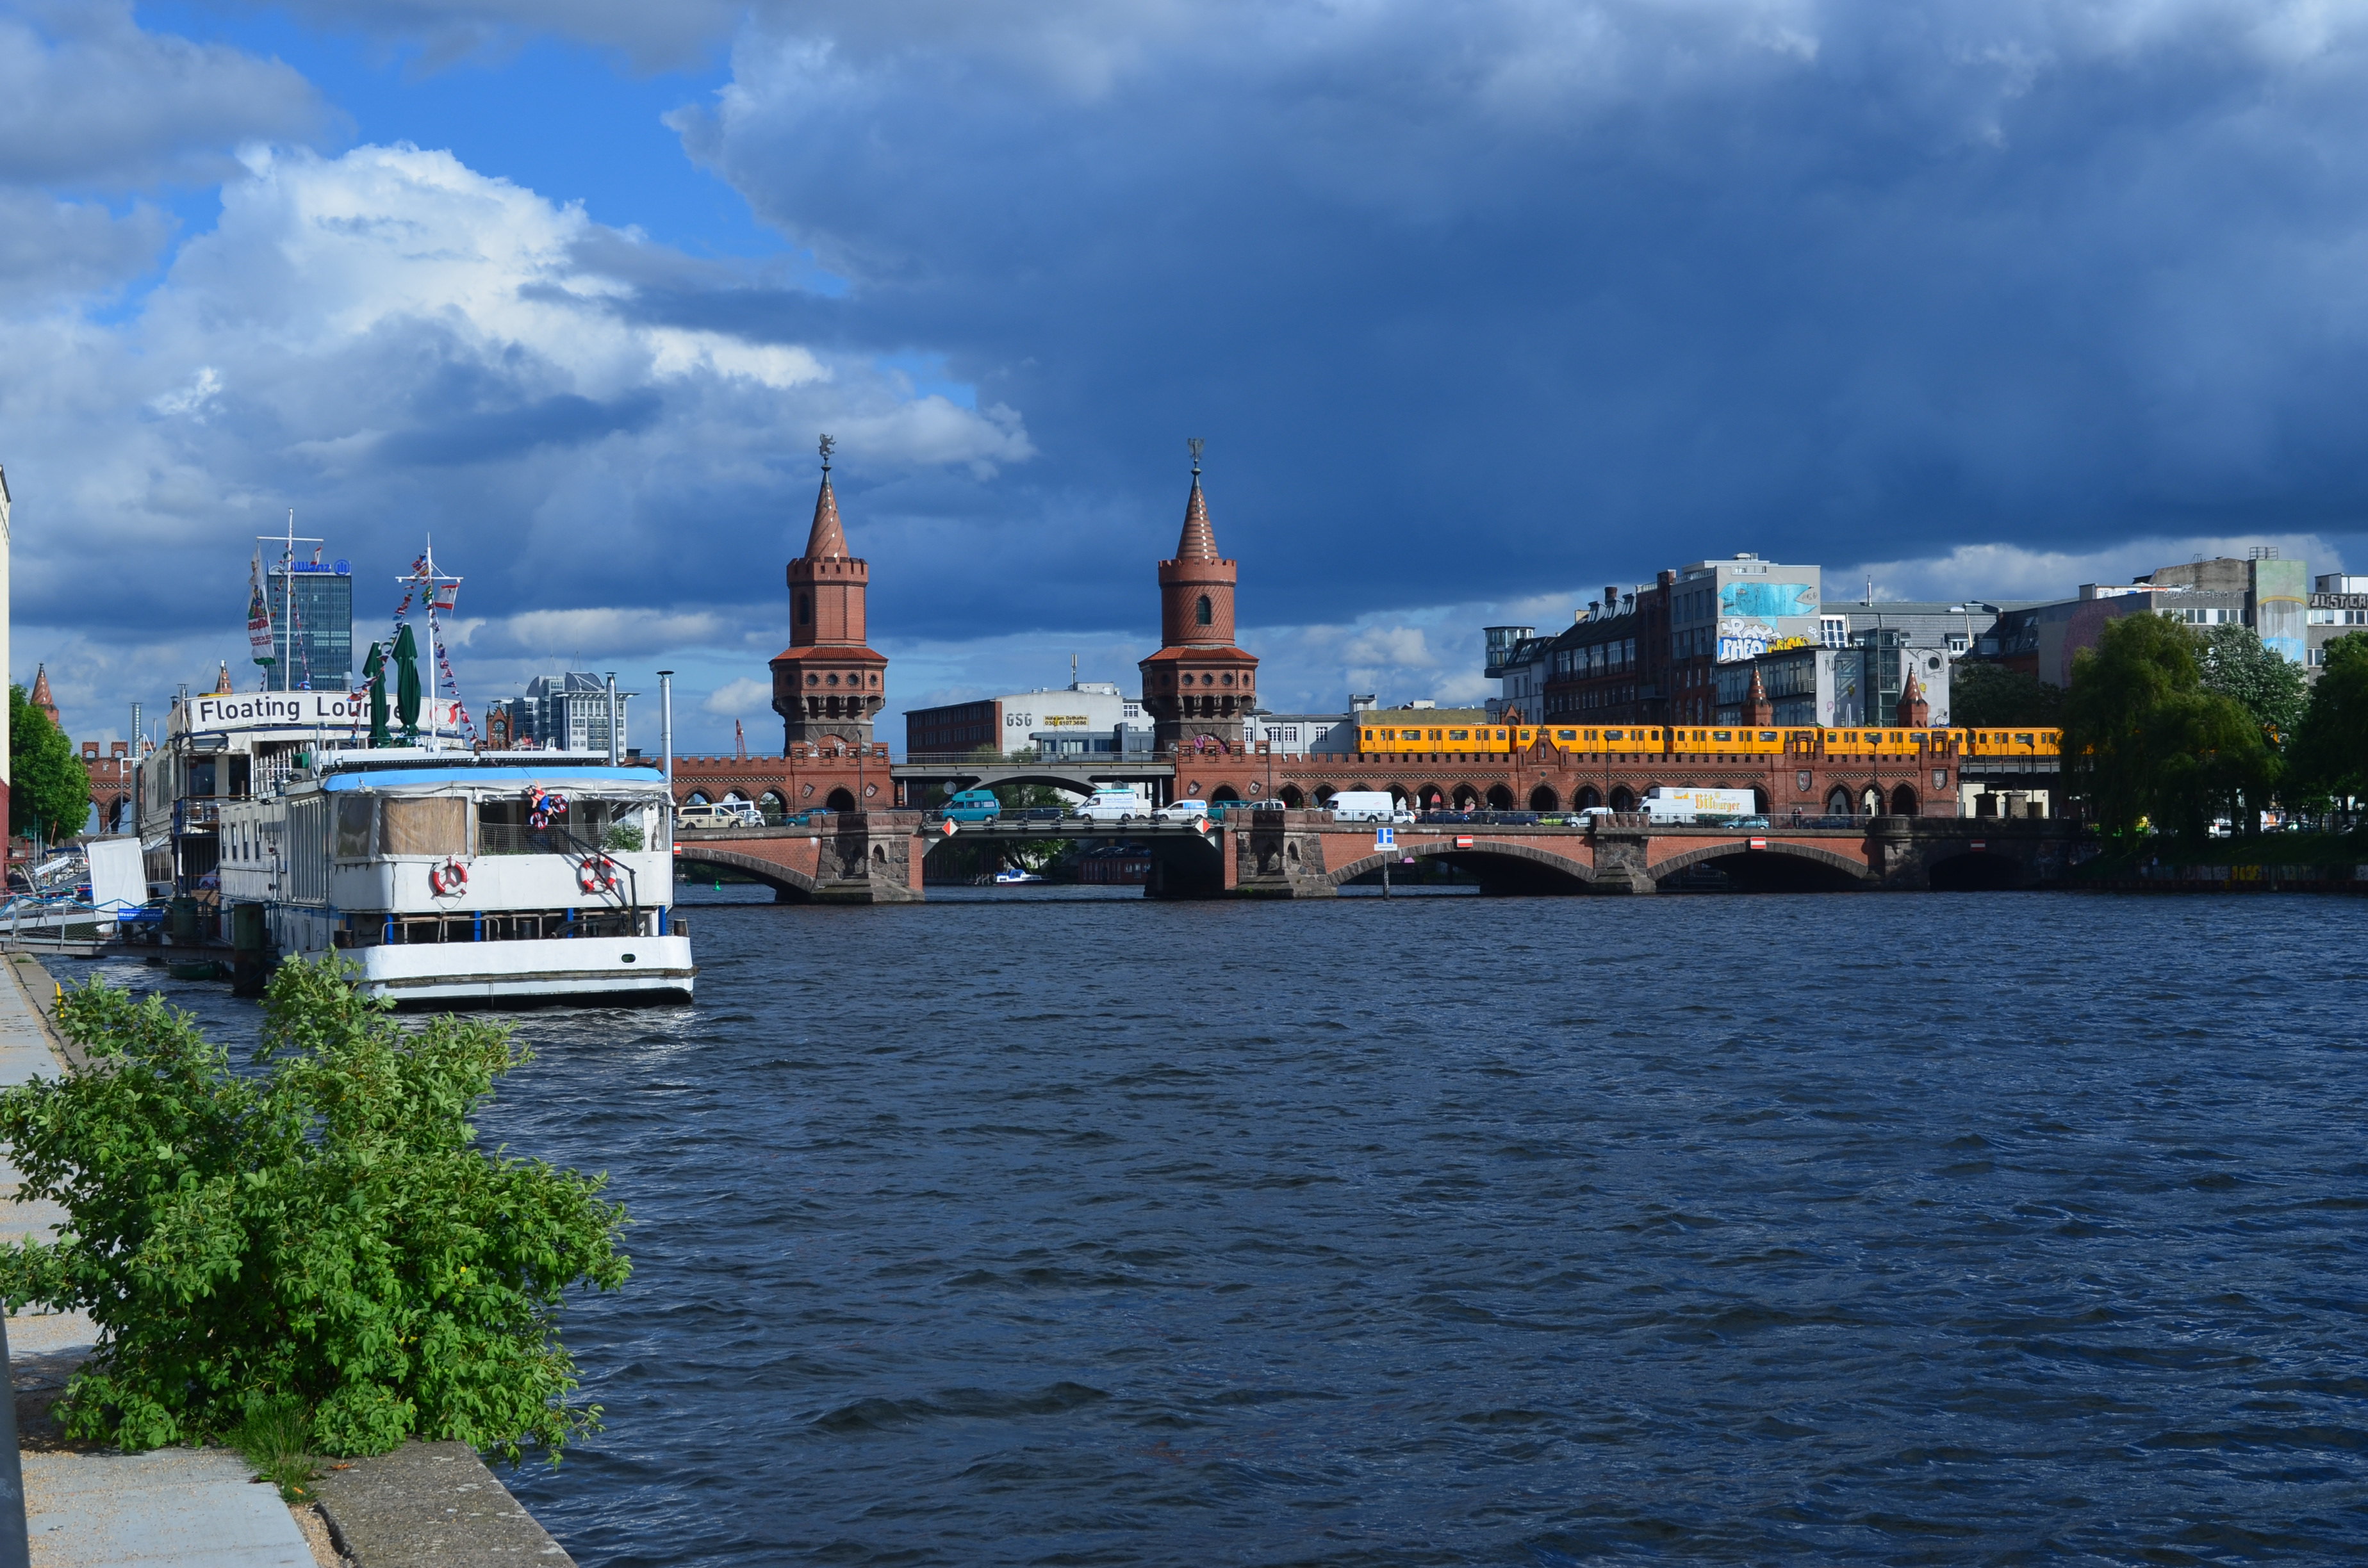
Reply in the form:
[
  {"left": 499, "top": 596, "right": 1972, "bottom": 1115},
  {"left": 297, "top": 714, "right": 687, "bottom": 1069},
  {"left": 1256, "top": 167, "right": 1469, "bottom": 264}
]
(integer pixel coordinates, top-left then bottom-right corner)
[
  {"left": 577, "top": 858, "right": 618, "bottom": 894},
  {"left": 429, "top": 860, "right": 468, "bottom": 896}
]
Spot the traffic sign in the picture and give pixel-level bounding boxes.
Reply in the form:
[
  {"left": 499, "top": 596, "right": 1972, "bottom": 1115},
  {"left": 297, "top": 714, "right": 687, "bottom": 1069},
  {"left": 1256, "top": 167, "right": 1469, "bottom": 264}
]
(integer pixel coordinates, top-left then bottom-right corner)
[
  {"left": 940, "top": 818, "right": 958, "bottom": 837},
  {"left": 1376, "top": 826, "right": 1395, "bottom": 849}
]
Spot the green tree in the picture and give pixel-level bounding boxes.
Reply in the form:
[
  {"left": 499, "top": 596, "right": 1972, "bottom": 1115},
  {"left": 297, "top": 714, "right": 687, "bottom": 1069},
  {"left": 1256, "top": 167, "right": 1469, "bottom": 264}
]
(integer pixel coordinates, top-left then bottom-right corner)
[
  {"left": 2062, "top": 614, "right": 2271, "bottom": 839},
  {"left": 2288, "top": 632, "right": 2368, "bottom": 811},
  {"left": 0, "top": 959, "right": 629, "bottom": 1459},
  {"left": 10, "top": 683, "right": 90, "bottom": 845},
  {"left": 2196, "top": 623, "right": 2308, "bottom": 743},
  {"left": 1950, "top": 661, "right": 2065, "bottom": 728}
]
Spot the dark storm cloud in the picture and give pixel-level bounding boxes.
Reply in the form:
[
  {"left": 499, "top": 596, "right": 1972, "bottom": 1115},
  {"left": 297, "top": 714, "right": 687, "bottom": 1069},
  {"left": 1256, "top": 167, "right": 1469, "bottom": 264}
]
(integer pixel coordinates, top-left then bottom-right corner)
[
  {"left": 664, "top": 0, "right": 2368, "bottom": 629},
  {"left": 374, "top": 388, "right": 664, "bottom": 466}
]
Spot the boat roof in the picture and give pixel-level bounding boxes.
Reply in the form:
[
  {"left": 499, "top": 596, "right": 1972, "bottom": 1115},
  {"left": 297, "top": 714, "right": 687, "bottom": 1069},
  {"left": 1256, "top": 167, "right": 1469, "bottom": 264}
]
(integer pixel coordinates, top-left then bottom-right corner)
[{"left": 320, "top": 764, "right": 668, "bottom": 792}]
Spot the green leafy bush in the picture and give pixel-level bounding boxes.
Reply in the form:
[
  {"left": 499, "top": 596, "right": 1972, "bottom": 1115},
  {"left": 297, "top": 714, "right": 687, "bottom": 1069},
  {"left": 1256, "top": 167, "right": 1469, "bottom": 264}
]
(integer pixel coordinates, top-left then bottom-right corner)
[{"left": 0, "top": 958, "right": 629, "bottom": 1460}]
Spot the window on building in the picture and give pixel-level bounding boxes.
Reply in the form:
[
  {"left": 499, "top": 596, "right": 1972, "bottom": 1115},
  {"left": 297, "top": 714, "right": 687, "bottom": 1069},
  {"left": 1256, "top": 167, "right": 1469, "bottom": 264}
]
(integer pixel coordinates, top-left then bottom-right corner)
[
  {"left": 798, "top": 594, "right": 812, "bottom": 625},
  {"left": 1821, "top": 615, "right": 1849, "bottom": 648},
  {"left": 1196, "top": 595, "right": 1212, "bottom": 625},
  {"left": 1946, "top": 633, "right": 1968, "bottom": 653}
]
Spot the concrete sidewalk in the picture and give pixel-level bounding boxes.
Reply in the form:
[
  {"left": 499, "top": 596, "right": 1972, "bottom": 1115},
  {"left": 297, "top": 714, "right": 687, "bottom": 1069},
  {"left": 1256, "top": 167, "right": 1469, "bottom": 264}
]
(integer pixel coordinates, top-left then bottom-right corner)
[{"left": 0, "top": 956, "right": 323, "bottom": 1568}]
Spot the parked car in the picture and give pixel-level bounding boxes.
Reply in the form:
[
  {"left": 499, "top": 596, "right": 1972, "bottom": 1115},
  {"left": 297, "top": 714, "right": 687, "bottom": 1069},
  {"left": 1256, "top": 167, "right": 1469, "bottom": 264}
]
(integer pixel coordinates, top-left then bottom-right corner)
[
  {"left": 677, "top": 800, "right": 763, "bottom": 830},
  {"left": 939, "top": 788, "right": 1003, "bottom": 823},
  {"left": 1155, "top": 799, "right": 1209, "bottom": 823}
]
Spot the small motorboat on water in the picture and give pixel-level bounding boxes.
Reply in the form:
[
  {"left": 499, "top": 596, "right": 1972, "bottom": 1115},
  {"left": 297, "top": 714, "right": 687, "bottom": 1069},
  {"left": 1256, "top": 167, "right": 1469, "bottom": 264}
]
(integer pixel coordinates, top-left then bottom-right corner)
[{"left": 991, "top": 868, "right": 1046, "bottom": 885}]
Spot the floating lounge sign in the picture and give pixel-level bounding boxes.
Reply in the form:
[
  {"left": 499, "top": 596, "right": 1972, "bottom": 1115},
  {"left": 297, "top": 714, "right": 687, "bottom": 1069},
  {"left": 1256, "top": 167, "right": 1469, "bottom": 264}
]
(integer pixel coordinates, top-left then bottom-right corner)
[{"left": 183, "top": 692, "right": 462, "bottom": 732}]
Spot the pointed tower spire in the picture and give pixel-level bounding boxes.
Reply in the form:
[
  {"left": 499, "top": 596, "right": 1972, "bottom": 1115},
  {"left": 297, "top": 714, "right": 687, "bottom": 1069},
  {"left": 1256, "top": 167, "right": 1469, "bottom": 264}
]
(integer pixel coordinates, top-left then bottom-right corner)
[
  {"left": 805, "top": 434, "right": 849, "bottom": 559},
  {"left": 773, "top": 431, "right": 887, "bottom": 750},
  {"left": 28, "top": 664, "right": 57, "bottom": 728},
  {"left": 1895, "top": 669, "right": 1930, "bottom": 728},
  {"left": 214, "top": 661, "right": 234, "bottom": 694},
  {"left": 1174, "top": 437, "right": 1218, "bottom": 562},
  {"left": 1742, "top": 665, "right": 1773, "bottom": 726}
]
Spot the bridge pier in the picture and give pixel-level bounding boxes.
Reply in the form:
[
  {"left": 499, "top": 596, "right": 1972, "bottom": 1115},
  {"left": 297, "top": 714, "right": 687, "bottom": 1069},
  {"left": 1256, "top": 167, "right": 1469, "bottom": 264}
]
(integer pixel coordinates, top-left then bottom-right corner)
[
  {"left": 1586, "top": 828, "right": 1657, "bottom": 894},
  {"left": 813, "top": 812, "right": 927, "bottom": 903}
]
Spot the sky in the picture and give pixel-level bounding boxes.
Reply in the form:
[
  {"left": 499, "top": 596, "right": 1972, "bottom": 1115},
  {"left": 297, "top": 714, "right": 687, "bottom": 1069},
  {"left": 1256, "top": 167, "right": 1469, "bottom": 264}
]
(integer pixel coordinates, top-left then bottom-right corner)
[{"left": 5, "top": 0, "right": 2365, "bottom": 755}]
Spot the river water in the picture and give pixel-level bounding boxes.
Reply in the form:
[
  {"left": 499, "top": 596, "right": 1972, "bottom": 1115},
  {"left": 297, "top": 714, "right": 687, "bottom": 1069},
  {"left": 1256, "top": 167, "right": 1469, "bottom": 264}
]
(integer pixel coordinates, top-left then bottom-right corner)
[{"left": 52, "top": 890, "right": 2368, "bottom": 1565}]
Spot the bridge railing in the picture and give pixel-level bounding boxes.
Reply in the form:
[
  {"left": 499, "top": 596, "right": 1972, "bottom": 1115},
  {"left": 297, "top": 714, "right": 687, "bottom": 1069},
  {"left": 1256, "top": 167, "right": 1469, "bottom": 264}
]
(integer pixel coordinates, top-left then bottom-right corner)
[{"left": 901, "top": 749, "right": 1170, "bottom": 768}]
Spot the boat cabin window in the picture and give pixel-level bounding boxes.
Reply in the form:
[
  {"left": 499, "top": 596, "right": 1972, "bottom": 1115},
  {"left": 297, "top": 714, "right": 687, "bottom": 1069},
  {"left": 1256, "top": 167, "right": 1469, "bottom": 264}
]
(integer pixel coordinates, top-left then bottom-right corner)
[
  {"left": 477, "top": 794, "right": 659, "bottom": 855},
  {"left": 381, "top": 797, "right": 467, "bottom": 856},
  {"left": 335, "top": 795, "right": 375, "bottom": 859}
]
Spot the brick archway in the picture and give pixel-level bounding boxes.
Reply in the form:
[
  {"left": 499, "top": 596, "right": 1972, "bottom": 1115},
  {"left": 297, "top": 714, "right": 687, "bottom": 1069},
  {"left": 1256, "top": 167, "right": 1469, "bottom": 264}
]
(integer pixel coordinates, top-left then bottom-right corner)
[{"left": 671, "top": 846, "right": 821, "bottom": 902}]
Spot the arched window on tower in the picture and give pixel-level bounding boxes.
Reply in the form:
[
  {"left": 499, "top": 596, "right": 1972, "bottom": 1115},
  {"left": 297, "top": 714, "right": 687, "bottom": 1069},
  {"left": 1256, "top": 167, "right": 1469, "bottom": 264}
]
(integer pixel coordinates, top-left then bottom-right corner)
[
  {"left": 1196, "top": 594, "right": 1212, "bottom": 626},
  {"left": 798, "top": 593, "right": 812, "bottom": 625}
]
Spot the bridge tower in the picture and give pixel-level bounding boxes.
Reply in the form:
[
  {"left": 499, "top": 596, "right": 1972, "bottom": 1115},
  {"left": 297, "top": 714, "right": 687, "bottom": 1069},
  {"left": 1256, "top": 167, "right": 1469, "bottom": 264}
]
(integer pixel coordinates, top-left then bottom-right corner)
[
  {"left": 771, "top": 436, "right": 888, "bottom": 751},
  {"left": 1137, "top": 442, "right": 1259, "bottom": 750}
]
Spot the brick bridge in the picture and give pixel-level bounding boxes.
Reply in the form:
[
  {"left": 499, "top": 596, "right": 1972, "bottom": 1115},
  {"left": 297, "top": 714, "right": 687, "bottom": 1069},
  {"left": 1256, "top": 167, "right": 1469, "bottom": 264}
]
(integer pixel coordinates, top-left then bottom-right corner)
[{"left": 674, "top": 811, "right": 2086, "bottom": 902}]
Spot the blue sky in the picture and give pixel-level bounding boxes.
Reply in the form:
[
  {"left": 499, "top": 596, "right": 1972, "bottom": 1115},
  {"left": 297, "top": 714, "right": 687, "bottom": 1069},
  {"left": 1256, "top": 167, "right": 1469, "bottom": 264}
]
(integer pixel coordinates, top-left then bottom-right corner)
[{"left": 5, "top": 0, "right": 2364, "bottom": 753}]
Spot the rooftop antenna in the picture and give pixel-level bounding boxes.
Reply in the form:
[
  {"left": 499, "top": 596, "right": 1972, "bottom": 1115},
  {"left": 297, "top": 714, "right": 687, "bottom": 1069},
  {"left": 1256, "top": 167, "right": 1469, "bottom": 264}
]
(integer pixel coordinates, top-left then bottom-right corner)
[
  {"left": 1071, "top": 651, "right": 1079, "bottom": 689},
  {"left": 1188, "top": 436, "right": 1205, "bottom": 475},
  {"left": 258, "top": 508, "right": 323, "bottom": 694}
]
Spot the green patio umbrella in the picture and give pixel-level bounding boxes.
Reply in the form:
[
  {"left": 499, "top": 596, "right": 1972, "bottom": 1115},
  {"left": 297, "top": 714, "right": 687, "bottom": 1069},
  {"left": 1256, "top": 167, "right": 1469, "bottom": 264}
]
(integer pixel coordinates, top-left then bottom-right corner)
[
  {"left": 362, "top": 641, "right": 391, "bottom": 748},
  {"left": 392, "top": 622, "right": 422, "bottom": 739}
]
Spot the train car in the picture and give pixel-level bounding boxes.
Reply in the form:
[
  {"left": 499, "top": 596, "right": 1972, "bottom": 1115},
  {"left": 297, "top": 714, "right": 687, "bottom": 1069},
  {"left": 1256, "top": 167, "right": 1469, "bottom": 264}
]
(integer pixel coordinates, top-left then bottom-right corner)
[
  {"left": 1353, "top": 721, "right": 1671, "bottom": 755},
  {"left": 1349, "top": 721, "right": 2062, "bottom": 759}
]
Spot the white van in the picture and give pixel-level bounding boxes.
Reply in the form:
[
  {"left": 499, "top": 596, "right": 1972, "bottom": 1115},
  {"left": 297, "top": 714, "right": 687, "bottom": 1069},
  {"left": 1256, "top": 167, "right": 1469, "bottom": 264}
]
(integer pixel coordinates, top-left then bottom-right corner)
[
  {"left": 1074, "top": 786, "right": 1151, "bottom": 823},
  {"left": 1328, "top": 790, "right": 1415, "bottom": 824},
  {"left": 677, "top": 799, "right": 764, "bottom": 831},
  {"left": 1154, "top": 798, "right": 1209, "bottom": 824}
]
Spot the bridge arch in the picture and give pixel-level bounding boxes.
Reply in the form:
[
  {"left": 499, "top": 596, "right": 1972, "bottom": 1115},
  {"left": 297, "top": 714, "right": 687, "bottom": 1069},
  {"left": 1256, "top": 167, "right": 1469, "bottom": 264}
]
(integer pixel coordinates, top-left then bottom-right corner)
[
  {"left": 672, "top": 846, "right": 821, "bottom": 902},
  {"left": 1530, "top": 784, "right": 1559, "bottom": 811},
  {"left": 1647, "top": 838, "right": 1872, "bottom": 892},
  {"left": 1486, "top": 784, "right": 1514, "bottom": 810},
  {"left": 1326, "top": 838, "right": 1595, "bottom": 895}
]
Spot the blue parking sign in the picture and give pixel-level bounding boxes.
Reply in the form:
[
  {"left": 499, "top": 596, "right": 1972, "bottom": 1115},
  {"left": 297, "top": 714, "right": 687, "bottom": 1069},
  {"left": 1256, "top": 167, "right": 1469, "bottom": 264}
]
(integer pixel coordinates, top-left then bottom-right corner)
[{"left": 1376, "top": 826, "right": 1395, "bottom": 849}]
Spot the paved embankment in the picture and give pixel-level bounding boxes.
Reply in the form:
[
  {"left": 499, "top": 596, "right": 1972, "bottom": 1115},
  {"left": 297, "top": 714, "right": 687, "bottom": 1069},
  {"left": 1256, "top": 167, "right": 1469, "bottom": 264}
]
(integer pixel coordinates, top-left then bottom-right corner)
[{"left": 0, "top": 956, "right": 580, "bottom": 1568}]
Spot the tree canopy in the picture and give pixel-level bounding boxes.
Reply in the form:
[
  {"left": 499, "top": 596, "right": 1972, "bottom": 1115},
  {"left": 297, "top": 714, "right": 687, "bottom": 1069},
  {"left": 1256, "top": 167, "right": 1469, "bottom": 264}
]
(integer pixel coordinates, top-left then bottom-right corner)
[
  {"left": 2062, "top": 614, "right": 2273, "bottom": 839},
  {"left": 2287, "top": 632, "right": 2368, "bottom": 809},
  {"left": 2196, "top": 623, "right": 2308, "bottom": 743},
  {"left": 10, "top": 683, "right": 90, "bottom": 844}
]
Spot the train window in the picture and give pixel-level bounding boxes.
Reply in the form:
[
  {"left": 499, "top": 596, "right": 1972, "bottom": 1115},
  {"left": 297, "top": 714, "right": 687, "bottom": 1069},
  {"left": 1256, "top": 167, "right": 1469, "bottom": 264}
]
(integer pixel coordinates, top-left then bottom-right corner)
[
  {"left": 1428, "top": 730, "right": 1442, "bottom": 741},
  {"left": 2015, "top": 733, "right": 2033, "bottom": 745},
  {"left": 1557, "top": 730, "right": 1577, "bottom": 741},
  {"left": 1494, "top": 730, "right": 1508, "bottom": 741},
  {"left": 1759, "top": 731, "right": 1777, "bottom": 742},
  {"left": 1399, "top": 730, "right": 1421, "bottom": 740},
  {"left": 1603, "top": 730, "right": 1624, "bottom": 740},
  {"left": 1711, "top": 730, "right": 1732, "bottom": 743},
  {"left": 1448, "top": 730, "right": 1470, "bottom": 740}
]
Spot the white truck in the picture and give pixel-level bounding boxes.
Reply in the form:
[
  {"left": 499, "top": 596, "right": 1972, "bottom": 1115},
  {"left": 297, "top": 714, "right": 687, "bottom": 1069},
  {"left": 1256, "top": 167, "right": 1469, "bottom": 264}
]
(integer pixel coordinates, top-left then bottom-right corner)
[
  {"left": 1328, "top": 790, "right": 1415, "bottom": 824},
  {"left": 1074, "top": 785, "right": 1153, "bottom": 823},
  {"left": 1641, "top": 787, "right": 1758, "bottom": 824}
]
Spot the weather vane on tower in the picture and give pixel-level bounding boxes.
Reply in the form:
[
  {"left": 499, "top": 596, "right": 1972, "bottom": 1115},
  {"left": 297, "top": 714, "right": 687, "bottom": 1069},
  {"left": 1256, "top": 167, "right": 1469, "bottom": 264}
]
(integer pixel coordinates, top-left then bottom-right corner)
[
  {"left": 1187, "top": 436, "right": 1204, "bottom": 475},
  {"left": 819, "top": 432, "right": 835, "bottom": 473}
]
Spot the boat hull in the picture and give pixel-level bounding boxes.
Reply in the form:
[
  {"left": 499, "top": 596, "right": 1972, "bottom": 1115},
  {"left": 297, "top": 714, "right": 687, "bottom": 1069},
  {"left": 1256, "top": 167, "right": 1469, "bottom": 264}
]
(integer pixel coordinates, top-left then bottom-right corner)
[{"left": 345, "top": 934, "right": 695, "bottom": 1008}]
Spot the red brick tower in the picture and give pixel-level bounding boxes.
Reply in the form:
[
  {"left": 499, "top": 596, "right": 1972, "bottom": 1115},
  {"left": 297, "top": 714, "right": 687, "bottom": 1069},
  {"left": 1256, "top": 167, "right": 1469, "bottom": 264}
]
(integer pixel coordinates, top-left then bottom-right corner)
[
  {"left": 28, "top": 664, "right": 58, "bottom": 728},
  {"left": 1138, "top": 441, "right": 1258, "bottom": 750},
  {"left": 770, "top": 436, "right": 887, "bottom": 750}
]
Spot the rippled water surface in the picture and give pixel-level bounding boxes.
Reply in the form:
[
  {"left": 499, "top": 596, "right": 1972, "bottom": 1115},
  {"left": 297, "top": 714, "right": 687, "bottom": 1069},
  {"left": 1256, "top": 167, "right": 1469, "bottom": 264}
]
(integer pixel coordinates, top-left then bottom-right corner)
[{"left": 64, "top": 892, "right": 2368, "bottom": 1565}]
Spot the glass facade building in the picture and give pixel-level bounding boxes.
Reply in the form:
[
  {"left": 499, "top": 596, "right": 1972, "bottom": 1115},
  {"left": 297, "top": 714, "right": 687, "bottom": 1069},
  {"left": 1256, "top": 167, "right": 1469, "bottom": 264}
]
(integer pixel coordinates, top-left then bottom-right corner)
[{"left": 263, "top": 563, "right": 355, "bottom": 692}]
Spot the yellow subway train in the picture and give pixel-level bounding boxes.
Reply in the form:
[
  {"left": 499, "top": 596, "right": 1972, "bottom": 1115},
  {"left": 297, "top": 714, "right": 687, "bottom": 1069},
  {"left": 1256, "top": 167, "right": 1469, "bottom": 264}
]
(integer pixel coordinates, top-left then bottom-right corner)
[{"left": 1349, "top": 721, "right": 2061, "bottom": 758}]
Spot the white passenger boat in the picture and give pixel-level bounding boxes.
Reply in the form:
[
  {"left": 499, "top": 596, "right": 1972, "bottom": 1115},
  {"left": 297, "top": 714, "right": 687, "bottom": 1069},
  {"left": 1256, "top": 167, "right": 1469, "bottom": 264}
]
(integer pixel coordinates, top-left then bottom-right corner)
[{"left": 215, "top": 747, "right": 693, "bottom": 1006}]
